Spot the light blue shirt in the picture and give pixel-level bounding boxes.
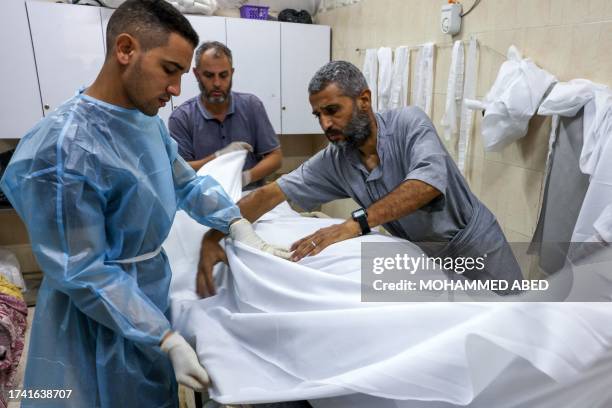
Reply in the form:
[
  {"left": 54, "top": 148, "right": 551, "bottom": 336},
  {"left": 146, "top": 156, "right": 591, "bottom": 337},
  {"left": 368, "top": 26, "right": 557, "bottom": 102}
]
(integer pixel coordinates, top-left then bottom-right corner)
[{"left": 0, "top": 91, "right": 241, "bottom": 406}]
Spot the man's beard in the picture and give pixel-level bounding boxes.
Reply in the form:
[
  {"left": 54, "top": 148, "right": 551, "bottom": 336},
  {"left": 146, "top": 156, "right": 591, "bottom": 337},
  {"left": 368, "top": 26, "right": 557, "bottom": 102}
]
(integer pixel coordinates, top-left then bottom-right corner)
[
  {"left": 199, "top": 79, "right": 232, "bottom": 104},
  {"left": 125, "top": 57, "right": 164, "bottom": 116},
  {"left": 326, "top": 106, "right": 371, "bottom": 149}
]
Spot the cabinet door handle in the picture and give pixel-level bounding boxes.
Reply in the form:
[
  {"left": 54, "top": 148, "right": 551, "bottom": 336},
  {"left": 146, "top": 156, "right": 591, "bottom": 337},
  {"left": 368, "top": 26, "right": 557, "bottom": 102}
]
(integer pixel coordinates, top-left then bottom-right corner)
[
  {"left": 282, "top": 106, "right": 286, "bottom": 110},
  {"left": 44, "top": 104, "right": 50, "bottom": 110}
]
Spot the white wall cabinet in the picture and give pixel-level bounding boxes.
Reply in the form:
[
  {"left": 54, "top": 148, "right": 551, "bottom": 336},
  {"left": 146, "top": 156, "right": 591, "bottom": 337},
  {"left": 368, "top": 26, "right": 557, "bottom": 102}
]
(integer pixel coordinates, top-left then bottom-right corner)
[
  {"left": 27, "top": 1, "right": 105, "bottom": 115},
  {"left": 281, "top": 23, "right": 331, "bottom": 134},
  {"left": 226, "top": 18, "right": 282, "bottom": 133},
  {"left": 100, "top": 7, "right": 113, "bottom": 52},
  {"left": 0, "top": 0, "right": 43, "bottom": 139},
  {"left": 0, "top": 1, "right": 330, "bottom": 138}
]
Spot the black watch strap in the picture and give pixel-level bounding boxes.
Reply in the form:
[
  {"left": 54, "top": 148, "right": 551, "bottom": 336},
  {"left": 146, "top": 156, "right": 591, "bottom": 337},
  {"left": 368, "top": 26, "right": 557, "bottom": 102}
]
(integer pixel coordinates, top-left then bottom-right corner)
[{"left": 352, "top": 208, "right": 371, "bottom": 235}]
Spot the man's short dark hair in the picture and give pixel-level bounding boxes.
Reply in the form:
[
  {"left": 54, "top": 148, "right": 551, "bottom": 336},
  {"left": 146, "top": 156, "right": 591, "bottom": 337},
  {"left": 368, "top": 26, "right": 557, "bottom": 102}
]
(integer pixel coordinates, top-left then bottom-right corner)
[
  {"left": 308, "top": 61, "right": 369, "bottom": 99},
  {"left": 195, "top": 41, "right": 233, "bottom": 68},
  {"left": 106, "top": 0, "right": 199, "bottom": 56}
]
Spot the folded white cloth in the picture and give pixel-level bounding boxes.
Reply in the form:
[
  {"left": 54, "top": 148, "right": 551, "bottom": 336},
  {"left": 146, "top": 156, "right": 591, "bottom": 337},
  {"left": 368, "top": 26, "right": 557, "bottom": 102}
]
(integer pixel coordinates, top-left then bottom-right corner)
[
  {"left": 377, "top": 47, "right": 393, "bottom": 112},
  {"left": 389, "top": 46, "right": 410, "bottom": 110},
  {"left": 537, "top": 79, "right": 611, "bottom": 176},
  {"left": 412, "top": 43, "right": 435, "bottom": 117},
  {"left": 538, "top": 78, "right": 607, "bottom": 117},
  {"left": 362, "top": 49, "right": 378, "bottom": 112},
  {"left": 458, "top": 37, "right": 479, "bottom": 173},
  {"left": 440, "top": 41, "right": 464, "bottom": 142},
  {"left": 465, "top": 45, "right": 557, "bottom": 152}
]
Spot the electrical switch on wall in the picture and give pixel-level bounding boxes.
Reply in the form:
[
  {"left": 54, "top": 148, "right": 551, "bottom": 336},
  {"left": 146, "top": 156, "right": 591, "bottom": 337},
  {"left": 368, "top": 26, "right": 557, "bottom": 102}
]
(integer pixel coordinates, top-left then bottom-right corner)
[{"left": 441, "top": 1, "right": 462, "bottom": 36}]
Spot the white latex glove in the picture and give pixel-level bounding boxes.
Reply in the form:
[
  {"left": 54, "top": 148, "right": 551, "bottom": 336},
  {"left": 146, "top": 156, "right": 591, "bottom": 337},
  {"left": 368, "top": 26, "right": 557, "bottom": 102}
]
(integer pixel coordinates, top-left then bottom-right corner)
[
  {"left": 241, "top": 170, "right": 252, "bottom": 187},
  {"left": 214, "top": 142, "right": 253, "bottom": 158},
  {"left": 229, "top": 219, "right": 292, "bottom": 259},
  {"left": 161, "top": 332, "right": 209, "bottom": 391}
]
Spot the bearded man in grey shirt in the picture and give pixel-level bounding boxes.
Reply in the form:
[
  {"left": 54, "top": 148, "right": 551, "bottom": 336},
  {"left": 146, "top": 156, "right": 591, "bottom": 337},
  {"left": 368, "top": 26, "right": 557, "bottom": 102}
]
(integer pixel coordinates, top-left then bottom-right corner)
[
  {"left": 169, "top": 41, "right": 282, "bottom": 189},
  {"left": 196, "top": 60, "right": 522, "bottom": 298}
]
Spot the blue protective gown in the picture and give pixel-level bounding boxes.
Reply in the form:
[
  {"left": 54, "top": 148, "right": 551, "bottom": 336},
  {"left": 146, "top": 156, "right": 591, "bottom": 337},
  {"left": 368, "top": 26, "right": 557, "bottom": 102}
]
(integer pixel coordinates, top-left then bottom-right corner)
[{"left": 0, "top": 92, "right": 241, "bottom": 407}]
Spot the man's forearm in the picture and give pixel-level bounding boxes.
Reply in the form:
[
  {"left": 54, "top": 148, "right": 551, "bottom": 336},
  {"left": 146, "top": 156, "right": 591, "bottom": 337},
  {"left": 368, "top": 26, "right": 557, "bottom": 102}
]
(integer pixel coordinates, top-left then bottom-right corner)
[
  {"left": 203, "top": 181, "right": 287, "bottom": 242},
  {"left": 285, "top": 180, "right": 442, "bottom": 262},
  {"left": 366, "top": 179, "right": 441, "bottom": 228},
  {"left": 238, "top": 182, "right": 286, "bottom": 222},
  {"left": 247, "top": 148, "right": 282, "bottom": 183}
]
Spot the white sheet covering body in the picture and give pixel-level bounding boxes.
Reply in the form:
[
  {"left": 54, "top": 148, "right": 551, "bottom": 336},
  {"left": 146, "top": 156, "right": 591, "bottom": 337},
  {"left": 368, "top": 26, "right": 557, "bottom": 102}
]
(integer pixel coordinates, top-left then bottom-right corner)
[{"left": 164, "top": 153, "right": 612, "bottom": 407}]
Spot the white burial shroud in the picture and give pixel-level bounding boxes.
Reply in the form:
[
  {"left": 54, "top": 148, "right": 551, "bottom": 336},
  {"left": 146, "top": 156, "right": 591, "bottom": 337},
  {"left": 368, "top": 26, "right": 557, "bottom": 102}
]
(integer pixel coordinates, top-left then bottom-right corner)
[{"left": 164, "top": 151, "right": 612, "bottom": 407}]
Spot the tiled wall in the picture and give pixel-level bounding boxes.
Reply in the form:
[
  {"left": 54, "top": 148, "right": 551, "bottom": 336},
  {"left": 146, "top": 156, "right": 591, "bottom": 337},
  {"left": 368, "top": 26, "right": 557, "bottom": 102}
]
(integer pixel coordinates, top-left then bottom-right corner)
[{"left": 316, "top": 0, "right": 612, "bottom": 252}]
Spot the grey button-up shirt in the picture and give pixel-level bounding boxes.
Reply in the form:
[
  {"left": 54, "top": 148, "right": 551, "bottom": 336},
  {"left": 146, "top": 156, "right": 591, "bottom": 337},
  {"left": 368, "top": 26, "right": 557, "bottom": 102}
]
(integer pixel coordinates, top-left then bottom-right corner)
[
  {"left": 169, "top": 91, "right": 280, "bottom": 187},
  {"left": 278, "top": 106, "right": 473, "bottom": 243},
  {"left": 278, "top": 107, "right": 522, "bottom": 282}
]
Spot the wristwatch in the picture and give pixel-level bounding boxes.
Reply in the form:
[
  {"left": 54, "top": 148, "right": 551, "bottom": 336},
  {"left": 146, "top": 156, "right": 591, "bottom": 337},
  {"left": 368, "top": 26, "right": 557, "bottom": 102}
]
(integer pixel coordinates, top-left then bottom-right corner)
[{"left": 351, "top": 207, "right": 371, "bottom": 235}]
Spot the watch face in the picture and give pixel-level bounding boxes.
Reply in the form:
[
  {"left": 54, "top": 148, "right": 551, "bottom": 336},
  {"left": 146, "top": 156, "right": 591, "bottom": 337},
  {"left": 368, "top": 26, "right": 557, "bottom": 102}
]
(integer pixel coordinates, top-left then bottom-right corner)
[{"left": 353, "top": 209, "right": 366, "bottom": 218}]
